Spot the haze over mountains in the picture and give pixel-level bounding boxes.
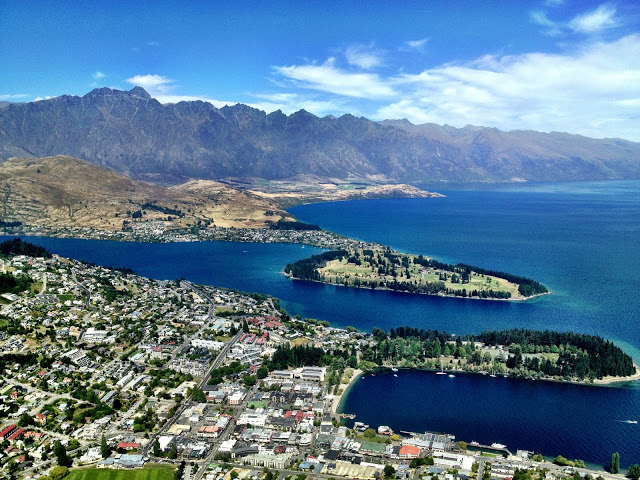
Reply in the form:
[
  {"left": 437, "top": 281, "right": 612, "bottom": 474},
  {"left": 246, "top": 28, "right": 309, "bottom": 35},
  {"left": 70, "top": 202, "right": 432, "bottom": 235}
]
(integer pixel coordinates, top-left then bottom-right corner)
[{"left": 1, "top": 87, "right": 639, "bottom": 185}]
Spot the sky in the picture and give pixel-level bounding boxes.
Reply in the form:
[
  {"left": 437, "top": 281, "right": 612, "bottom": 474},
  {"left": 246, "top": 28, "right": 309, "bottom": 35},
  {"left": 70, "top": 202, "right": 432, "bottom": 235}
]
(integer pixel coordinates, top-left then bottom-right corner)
[{"left": 1, "top": 0, "right": 639, "bottom": 141}]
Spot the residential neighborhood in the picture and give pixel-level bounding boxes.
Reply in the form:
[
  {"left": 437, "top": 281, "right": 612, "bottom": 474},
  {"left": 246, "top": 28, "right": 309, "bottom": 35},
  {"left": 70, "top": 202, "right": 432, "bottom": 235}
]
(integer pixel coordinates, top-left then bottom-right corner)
[{"left": 0, "top": 244, "right": 631, "bottom": 480}]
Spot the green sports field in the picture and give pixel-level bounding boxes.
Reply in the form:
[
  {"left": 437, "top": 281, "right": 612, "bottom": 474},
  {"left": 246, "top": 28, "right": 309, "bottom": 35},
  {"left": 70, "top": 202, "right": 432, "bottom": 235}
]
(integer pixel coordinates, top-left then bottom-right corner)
[{"left": 66, "top": 464, "right": 175, "bottom": 480}]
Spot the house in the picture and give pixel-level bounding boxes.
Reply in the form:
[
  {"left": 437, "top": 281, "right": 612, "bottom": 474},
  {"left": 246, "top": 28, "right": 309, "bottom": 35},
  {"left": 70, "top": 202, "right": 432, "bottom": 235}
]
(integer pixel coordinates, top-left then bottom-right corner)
[{"left": 399, "top": 445, "right": 420, "bottom": 459}]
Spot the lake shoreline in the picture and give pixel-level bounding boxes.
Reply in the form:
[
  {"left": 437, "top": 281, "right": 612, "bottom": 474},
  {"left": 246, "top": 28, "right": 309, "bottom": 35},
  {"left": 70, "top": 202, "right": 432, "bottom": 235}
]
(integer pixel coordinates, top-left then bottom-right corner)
[
  {"left": 335, "top": 363, "right": 640, "bottom": 403},
  {"left": 286, "top": 273, "right": 551, "bottom": 302}
]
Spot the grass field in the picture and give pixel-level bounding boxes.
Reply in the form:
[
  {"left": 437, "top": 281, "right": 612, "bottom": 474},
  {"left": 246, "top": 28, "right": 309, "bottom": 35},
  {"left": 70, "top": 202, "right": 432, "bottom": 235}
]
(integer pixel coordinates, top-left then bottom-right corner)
[
  {"left": 318, "top": 248, "right": 520, "bottom": 298},
  {"left": 67, "top": 464, "right": 175, "bottom": 480}
]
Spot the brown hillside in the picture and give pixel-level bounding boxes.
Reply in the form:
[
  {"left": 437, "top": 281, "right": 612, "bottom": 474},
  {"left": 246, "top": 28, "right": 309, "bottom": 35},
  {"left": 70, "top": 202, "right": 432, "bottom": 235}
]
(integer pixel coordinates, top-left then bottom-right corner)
[{"left": 0, "top": 156, "right": 293, "bottom": 230}]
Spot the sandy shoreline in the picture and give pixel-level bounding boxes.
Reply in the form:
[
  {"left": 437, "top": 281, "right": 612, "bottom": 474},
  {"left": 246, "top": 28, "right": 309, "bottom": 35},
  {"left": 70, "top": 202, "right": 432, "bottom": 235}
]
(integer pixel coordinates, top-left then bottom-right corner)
[
  {"left": 288, "top": 275, "right": 551, "bottom": 302},
  {"left": 592, "top": 363, "right": 640, "bottom": 385},
  {"left": 331, "top": 368, "right": 363, "bottom": 415}
]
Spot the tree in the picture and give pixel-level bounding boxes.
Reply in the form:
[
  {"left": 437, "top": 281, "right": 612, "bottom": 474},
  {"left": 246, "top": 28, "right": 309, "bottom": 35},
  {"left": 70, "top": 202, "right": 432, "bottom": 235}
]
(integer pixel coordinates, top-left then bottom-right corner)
[
  {"left": 152, "top": 438, "right": 161, "bottom": 457},
  {"left": 49, "top": 466, "right": 70, "bottom": 480},
  {"left": 53, "top": 440, "right": 71, "bottom": 467},
  {"left": 100, "top": 434, "right": 110, "bottom": 458},
  {"left": 230, "top": 470, "right": 239, "bottom": 480},
  {"left": 168, "top": 444, "right": 178, "bottom": 459},
  {"left": 628, "top": 465, "right": 640, "bottom": 480},
  {"left": 363, "top": 428, "right": 376, "bottom": 438},
  {"left": 242, "top": 319, "right": 249, "bottom": 333},
  {"left": 18, "top": 413, "right": 34, "bottom": 427},
  {"left": 257, "top": 365, "right": 268, "bottom": 379},
  {"left": 384, "top": 465, "right": 396, "bottom": 479},
  {"left": 611, "top": 452, "right": 620, "bottom": 474}
]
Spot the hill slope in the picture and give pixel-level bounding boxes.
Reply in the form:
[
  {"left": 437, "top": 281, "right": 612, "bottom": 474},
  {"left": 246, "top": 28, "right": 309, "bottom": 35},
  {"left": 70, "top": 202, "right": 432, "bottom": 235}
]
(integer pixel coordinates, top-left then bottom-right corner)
[
  {"left": 1, "top": 87, "right": 639, "bottom": 184},
  {"left": 0, "top": 156, "right": 294, "bottom": 231}
]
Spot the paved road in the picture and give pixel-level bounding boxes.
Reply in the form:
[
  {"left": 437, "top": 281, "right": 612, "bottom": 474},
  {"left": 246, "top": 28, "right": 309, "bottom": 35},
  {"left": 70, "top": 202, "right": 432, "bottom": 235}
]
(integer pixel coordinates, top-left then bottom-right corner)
[{"left": 71, "top": 269, "right": 91, "bottom": 308}]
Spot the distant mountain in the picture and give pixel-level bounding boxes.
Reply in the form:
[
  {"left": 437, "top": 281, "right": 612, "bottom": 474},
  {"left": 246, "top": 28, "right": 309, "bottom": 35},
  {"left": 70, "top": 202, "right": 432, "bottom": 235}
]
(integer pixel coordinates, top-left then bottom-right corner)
[
  {"left": 1, "top": 87, "right": 639, "bottom": 184},
  {"left": 0, "top": 156, "right": 293, "bottom": 231}
]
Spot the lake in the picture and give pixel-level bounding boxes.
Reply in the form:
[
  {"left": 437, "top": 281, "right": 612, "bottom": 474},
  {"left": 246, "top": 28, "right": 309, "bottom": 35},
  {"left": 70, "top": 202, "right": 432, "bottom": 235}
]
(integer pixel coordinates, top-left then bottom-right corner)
[{"left": 7, "top": 180, "right": 640, "bottom": 468}]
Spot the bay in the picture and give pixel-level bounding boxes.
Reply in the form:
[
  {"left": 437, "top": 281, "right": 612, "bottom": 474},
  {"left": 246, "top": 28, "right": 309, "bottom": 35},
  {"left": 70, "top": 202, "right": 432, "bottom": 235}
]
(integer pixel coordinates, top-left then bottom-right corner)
[
  {"left": 6, "top": 180, "right": 640, "bottom": 468},
  {"left": 340, "top": 369, "right": 640, "bottom": 469},
  {"left": 289, "top": 180, "right": 640, "bottom": 468}
]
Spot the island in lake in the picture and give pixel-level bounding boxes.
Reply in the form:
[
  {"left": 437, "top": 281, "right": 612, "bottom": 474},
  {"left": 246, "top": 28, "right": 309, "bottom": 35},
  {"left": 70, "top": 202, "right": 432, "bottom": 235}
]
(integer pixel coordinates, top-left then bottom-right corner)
[{"left": 285, "top": 246, "right": 549, "bottom": 300}]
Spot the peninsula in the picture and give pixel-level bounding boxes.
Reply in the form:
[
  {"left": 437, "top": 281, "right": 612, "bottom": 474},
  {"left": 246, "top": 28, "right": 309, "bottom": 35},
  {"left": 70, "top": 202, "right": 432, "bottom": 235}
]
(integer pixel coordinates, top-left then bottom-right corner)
[
  {"left": 0, "top": 239, "right": 637, "bottom": 480},
  {"left": 285, "top": 247, "right": 548, "bottom": 300}
]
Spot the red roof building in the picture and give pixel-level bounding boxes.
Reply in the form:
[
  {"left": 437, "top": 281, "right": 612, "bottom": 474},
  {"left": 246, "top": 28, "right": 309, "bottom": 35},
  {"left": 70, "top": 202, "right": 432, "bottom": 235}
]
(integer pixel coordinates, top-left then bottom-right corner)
[{"left": 399, "top": 445, "right": 420, "bottom": 459}]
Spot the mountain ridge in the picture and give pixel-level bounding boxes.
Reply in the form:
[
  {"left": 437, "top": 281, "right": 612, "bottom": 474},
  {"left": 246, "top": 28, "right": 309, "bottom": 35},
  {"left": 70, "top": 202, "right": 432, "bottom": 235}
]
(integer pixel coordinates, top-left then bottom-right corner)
[{"left": 1, "top": 87, "right": 638, "bottom": 184}]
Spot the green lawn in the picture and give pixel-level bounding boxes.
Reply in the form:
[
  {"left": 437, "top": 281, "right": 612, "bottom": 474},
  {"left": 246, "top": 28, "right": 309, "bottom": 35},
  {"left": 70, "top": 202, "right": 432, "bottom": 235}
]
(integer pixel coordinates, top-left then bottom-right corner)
[{"left": 67, "top": 464, "right": 175, "bottom": 480}]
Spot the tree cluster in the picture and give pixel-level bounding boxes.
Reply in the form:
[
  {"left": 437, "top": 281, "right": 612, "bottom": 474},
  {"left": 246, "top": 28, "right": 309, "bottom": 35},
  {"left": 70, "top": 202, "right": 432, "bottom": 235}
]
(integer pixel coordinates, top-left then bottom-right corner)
[
  {"left": 269, "top": 220, "right": 320, "bottom": 231},
  {"left": 480, "top": 329, "right": 636, "bottom": 378},
  {"left": 0, "top": 238, "right": 51, "bottom": 258}
]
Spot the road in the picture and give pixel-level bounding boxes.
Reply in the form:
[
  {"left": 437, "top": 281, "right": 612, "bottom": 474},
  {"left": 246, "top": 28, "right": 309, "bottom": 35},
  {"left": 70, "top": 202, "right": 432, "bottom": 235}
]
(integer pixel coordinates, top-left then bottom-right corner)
[
  {"left": 71, "top": 268, "right": 91, "bottom": 308},
  {"left": 142, "top": 330, "right": 242, "bottom": 459}
]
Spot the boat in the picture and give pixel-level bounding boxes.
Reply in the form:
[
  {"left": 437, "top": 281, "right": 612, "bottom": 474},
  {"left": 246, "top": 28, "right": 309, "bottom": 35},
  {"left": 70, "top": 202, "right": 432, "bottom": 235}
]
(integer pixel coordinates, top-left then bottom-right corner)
[
  {"left": 490, "top": 374, "right": 496, "bottom": 378},
  {"left": 623, "top": 420, "right": 638, "bottom": 424},
  {"left": 491, "top": 443, "right": 507, "bottom": 449},
  {"left": 391, "top": 367, "right": 398, "bottom": 372},
  {"left": 448, "top": 374, "right": 456, "bottom": 378},
  {"left": 393, "top": 374, "right": 398, "bottom": 377},
  {"left": 469, "top": 441, "right": 480, "bottom": 446},
  {"left": 436, "top": 366, "right": 447, "bottom": 375}
]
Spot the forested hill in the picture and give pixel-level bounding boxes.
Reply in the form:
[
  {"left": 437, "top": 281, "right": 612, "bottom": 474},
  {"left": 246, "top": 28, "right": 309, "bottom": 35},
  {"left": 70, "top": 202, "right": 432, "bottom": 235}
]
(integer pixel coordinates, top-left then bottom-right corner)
[
  {"left": 0, "top": 238, "right": 51, "bottom": 258},
  {"left": 368, "top": 327, "right": 636, "bottom": 380},
  {"left": 284, "top": 248, "right": 548, "bottom": 299},
  {"left": 2, "top": 87, "right": 640, "bottom": 184}
]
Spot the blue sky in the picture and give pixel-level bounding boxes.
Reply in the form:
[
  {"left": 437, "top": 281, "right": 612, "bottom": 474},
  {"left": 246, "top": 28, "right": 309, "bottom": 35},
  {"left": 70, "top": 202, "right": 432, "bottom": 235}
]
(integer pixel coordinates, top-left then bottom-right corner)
[{"left": 1, "top": 0, "right": 639, "bottom": 140}]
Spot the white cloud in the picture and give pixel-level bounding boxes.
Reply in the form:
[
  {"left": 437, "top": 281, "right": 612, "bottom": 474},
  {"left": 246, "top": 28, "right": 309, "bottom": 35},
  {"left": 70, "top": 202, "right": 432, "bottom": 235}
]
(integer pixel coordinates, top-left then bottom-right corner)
[
  {"left": 274, "top": 58, "right": 396, "bottom": 98},
  {"left": 569, "top": 4, "right": 617, "bottom": 33},
  {"left": 271, "top": 34, "right": 640, "bottom": 141},
  {"left": 530, "top": 10, "right": 555, "bottom": 28},
  {"left": 92, "top": 71, "right": 105, "bottom": 80},
  {"left": 126, "top": 74, "right": 174, "bottom": 95},
  {"left": 33, "top": 96, "right": 54, "bottom": 102},
  {"left": 154, "top": 94, "right": 236, "bottom": 108},
  {"left": 345, "top": 43, "right": 384, "bottom": 69},
  {"left": 0, "top": 93, "right": 29, "bottom": 100},
  {"left": 404, "top": 38, "right": 429, "bottom": 49},
  {"left": 250, "top": 92, "right": 351, "bottom": 117},
  {"left": 147, "top": 41, "right": 159, "bottom": 47},
  {"left": 531, "top": 3, "right": 620, "bottom": 36},
  {"left": 544, "top": 0, "right": 564, "bottom": 6}
]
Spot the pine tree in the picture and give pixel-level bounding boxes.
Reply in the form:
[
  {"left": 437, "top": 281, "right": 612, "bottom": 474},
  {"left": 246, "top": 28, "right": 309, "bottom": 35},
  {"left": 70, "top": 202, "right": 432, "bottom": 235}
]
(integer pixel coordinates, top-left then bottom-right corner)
[
  {"left": 152, "top": 438, "right": 161, "bottom": 457},
  {"left": 168, "top": 444, "right": 178, "bottom": 459},
  {"left": 610, "top": 452, "right": 620, "bottom": 474},
  {"left": 53, "top": 440, "right": 71, "bottom": 467},
  {"left": 100, "top": 434, "right": 110, "bottom": 458}
]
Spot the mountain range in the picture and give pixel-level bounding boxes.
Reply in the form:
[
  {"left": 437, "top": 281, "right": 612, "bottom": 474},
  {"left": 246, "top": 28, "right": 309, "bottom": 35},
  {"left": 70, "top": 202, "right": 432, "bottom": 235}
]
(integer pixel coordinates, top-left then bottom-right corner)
[{"left": 1, "top": 87, "right": 639, "bottom": 184}]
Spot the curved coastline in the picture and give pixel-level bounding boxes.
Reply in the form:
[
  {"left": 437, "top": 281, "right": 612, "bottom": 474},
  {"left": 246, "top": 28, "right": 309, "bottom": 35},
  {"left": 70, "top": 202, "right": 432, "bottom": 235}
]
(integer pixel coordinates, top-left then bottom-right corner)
[
  {"left": 332, "top": 360, "right": 640, "bottom": 422},
  {"left": 286, "top": 273, "right": 551, "bottom": 302},
  {"left": 332, "top": 368, "right": 363, "bottom": 415}
]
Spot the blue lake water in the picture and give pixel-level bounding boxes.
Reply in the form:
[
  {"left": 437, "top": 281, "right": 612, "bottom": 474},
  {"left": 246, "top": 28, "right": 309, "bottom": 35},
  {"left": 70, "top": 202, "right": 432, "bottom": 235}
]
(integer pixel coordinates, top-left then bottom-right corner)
[
  {"left": 7, "top": 180, "right": 640, "bottom": 468},
  {"left": 340, "top": 369, "right": 640, "bottom": 469}
]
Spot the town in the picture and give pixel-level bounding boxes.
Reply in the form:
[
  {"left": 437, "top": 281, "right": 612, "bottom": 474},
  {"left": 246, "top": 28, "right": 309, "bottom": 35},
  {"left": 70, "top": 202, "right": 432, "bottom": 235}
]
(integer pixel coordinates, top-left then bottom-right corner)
[{"left": 0, "top": 243, "right": 632, "bottom": 480}]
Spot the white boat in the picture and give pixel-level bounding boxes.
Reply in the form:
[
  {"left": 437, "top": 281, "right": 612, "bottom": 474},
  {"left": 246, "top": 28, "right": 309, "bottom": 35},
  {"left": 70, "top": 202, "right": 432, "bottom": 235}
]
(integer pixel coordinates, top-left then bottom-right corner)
[
  {"left": 623, "top": 420, "right": 638, "bottom": 424},
  {"left": 448, "top": 374, "right": 456, "bottom": 378},
  {"left": 470, "top": 441, "right": 480, "bottom": 446},
  {"left": 393, "top": 374, "right": 398, "bottom": 377},
  {"left": 391, "top": 367, "right": 398, "bottom": 372},
  {"left": 436, "top": 366, "right": 447, "bottom": 375},
  {"left": 491, "top": 443, "right": 507, "bottom": 449}
]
